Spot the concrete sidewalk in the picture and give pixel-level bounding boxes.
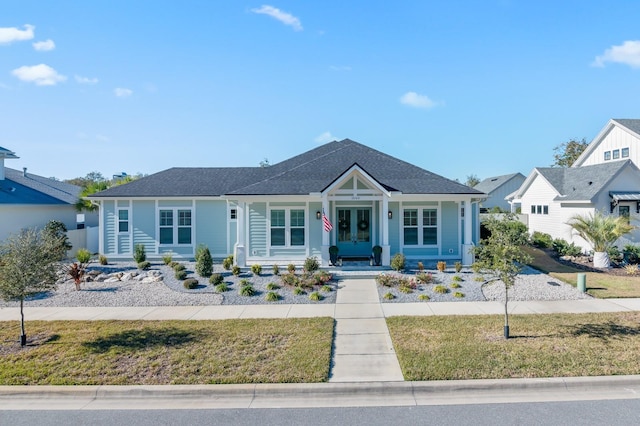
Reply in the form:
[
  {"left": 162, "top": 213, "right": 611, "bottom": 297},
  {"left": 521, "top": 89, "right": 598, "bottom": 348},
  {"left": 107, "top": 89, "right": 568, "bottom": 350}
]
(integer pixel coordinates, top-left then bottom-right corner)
[{"left": 2, "top": 297, "right": 640, "bottom": 322}]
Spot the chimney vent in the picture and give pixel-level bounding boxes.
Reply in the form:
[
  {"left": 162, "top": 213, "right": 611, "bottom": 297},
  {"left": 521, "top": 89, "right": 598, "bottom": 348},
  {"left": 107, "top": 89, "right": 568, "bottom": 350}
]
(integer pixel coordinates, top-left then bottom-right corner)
[{"left": 23, "top": 167, "right": 27, "bottom": 177}]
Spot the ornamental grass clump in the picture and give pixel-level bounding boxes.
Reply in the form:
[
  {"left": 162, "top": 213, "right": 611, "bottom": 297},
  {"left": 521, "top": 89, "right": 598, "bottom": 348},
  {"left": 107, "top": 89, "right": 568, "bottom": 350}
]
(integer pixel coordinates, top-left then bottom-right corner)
[
  {"left": 416, "top": 272, "right": 433, "bottom": 284},
  {"left": 383, "top": 292, "right": 395, "bottom": 300},
  {"left": 215, "top": 282, "right": 229, "bottom": 293},
  {"left": 266, "top": 282, "right": 280, "bottom": 291},
  {"left": 309, "top": 291, "right": 322, "bottom": 301},
  {"left": 239, "top": 283, "right": 255, "bottom": 296},
  {"left": 265, "top": 291, "right": 280, "bottom": 302},
  {"left": 454, "top": 261, "right": 462, "bottom": 273},
  {"left": 293, "top": 286, "right": 305, "bottom": 295},
  {"left": 162, "top": 252, "right": 173, "bottom": 265},
  {"left": 232, "top": 265, "right": 241, "bottom": 276},
  {"left": 251, "top": 264, "right": 262, "bottom": 276},
  {"left": 418, "top": 294, "right": 430, "bottom": 301},
  {"left": 434, "top": 285, "right": 449, "bottom": 294}
]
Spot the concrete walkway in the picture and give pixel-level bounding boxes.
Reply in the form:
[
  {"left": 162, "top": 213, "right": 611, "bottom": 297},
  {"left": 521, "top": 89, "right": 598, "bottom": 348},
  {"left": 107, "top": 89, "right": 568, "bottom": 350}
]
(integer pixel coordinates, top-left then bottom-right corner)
[{"left": 330, "top": 278, "right": 404, "bottom": 382}]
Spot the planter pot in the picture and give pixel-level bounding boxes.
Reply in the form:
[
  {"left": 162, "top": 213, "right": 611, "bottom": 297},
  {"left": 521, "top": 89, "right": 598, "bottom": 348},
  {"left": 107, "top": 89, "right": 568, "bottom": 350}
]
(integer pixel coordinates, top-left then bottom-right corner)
[{"left": 593, "top": 251, "right": 610, "bottom": 269}]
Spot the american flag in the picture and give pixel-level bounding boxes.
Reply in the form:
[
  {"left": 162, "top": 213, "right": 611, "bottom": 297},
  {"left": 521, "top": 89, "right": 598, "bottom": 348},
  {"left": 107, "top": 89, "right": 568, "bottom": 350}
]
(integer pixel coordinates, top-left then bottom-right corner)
[{"left": 322, "top": 209, "right": 333, "bottom": 232}]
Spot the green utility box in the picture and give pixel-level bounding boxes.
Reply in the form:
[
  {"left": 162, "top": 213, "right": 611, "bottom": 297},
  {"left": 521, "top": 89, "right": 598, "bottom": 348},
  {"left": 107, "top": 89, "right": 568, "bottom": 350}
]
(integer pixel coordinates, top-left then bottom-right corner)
[{"left": 577, "top": 273, "right": 586, "bottom": 292}]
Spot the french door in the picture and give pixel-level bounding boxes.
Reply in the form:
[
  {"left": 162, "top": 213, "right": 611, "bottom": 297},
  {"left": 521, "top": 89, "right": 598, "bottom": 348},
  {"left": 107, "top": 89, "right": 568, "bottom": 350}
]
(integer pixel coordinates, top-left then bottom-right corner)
[{"left": 336, "top": 208, "right": 372, "bottom": 257}]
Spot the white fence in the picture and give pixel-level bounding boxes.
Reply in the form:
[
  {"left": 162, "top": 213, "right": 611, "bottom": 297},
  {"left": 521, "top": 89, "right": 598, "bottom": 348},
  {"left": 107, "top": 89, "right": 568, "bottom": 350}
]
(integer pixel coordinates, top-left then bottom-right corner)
[{"left": 66, "top": 226, "right": 99, "bottom": 258}]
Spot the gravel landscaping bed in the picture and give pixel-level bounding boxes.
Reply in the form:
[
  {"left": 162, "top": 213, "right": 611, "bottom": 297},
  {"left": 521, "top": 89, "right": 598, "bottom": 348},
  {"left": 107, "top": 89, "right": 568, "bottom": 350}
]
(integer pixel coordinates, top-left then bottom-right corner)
[{"left": 0, "top": 262, "right": 588, "bottom": 308}]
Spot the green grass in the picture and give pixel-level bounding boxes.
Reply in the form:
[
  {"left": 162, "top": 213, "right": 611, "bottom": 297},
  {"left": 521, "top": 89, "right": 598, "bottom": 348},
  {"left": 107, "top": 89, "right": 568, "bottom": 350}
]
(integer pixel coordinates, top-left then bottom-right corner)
[
  {"left": 0, "top": 319, "right": 334, "bottom": 385},
  {"left": 524, "top": 245, "right": 640, "bottom": 298},
  {"left": 387, "top": 313, "right": 640, "bottom": 381}
]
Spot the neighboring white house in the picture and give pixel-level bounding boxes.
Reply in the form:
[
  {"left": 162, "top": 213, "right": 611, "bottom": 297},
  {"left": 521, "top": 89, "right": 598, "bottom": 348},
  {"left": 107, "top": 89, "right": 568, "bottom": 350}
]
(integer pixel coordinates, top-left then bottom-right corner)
[
  {"left": 474, "top": 173, "right": 525, "bottom": 212},
  {"left": 508, "top": 119, "right": 640, "bottom": 251},
  {"left": 0, "top": 146, "right": 98, "bottom": 245}
]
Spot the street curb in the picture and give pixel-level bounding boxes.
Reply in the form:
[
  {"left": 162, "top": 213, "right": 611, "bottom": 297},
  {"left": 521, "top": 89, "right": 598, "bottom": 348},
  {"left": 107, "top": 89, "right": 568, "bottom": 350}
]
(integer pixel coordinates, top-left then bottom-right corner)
[{"left": 2, "top": 375, "right": 640, "bottom": 400}]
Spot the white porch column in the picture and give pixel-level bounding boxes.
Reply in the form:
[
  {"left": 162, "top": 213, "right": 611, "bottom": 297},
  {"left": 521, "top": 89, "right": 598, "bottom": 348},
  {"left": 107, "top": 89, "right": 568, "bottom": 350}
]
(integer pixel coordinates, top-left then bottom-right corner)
[
  {"left": 381, "top": 196, "right": 390, "bottom": 266},
  {"left": 234, "top": 201, "right": 247, "bottom": 267},
  {"left": 321, "top": 198, "right": 330, "bottom": 266},
  {"left": 462, "top": 199, "right": 475, "bottom": 266}
]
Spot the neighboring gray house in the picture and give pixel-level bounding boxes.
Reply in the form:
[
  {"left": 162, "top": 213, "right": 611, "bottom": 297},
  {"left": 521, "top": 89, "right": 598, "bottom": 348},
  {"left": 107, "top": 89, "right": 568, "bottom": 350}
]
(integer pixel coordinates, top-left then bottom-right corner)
[
  {"left": 508, "top": 119, "right": 640, "bottom": 251},
  {"left": 0, "top": 146, "right": 98, "bottom": 242},
  {"left": 474, "top": 173, "right": 525, "bottom": 212},
  {"left": 89, "top": 139, "right": 486, "bottom": 267}
]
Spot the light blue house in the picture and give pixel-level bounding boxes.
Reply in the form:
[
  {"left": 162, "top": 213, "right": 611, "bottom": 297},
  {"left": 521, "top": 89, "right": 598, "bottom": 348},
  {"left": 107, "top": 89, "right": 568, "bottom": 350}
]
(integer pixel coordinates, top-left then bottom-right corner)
[{"left": 89, "top": 140, "right": 485, "bottom": 267}]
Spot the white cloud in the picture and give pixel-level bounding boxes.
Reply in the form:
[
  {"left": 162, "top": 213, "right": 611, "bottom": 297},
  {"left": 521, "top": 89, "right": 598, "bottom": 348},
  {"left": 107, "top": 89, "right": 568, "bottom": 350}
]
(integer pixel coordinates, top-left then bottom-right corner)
[
  {"left": 251, "top": 5, "right": 302, "bottom": 31},
  {"left": 593, "top": 40, "right": 640, "bottom": 68},
  {"left": 75, "top": 75, "right": 99, "bottom": 84},
  {"left": 11, "top": 64, "right": 66, "bottom": 86},
  {"left": 114, "top": 87, "right": 132, "bottom": 97},
  {"left": 400, "top": 91, "right": 436, "bottom": 109},
  {"left": 0, "top": 24, "right": 35, "bottom": 44},
  {"left": 314, "top": 131, "right": 337, "bottom": 144},
  {"left": 33, "top": 39, "right": 55, "bottom": 51}
]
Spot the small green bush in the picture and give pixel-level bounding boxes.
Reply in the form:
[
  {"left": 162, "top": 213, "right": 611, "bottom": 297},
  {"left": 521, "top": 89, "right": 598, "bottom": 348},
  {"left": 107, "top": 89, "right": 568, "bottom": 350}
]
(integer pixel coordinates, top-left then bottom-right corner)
[
  {"left": 454, "top": 261, "right": 462, "bottom": 273},
  {"left": 133, "top": 244, "right": 146, "bottom": 263},
  {"left": 293, "top": 286, "right": 305, "bottom": 295},
  {"left": 309, "top": 291, "right": 322, "bottom": 301},
  {"left": 266, "top": 282, "right": 280, "bottom": 290},
  {"left": 313, "top": 271, "right": 332, "bottom": 285},
  {"left": 137, "top": 261, "right": 151, "bottom": 270},
  {"left": 222, "top": 256, "right": 233, "bottom": 271},
  {"left": 76, "top": 248, "right": 91, "bottom": 264},
  {"left": 390, "top": 253, "right": 405, "bottom": 271},
  {"left": 251, "top": 264, "right": 262, "bottom": 275},
  {"left": 303, "top": 256, "right": 319, "bottom": 273},
  {"left": 239, "top": 284, "right": 255, "bottom": 296},
  {"left": 183, "top": 278, "right": 199, "bottom": 289},
  {"left": 265, "top": 291, "right": 280, "bottom": 302},
  {"left": 450, "top": 282, "right": 461, "bottom": 289},
  {"left": 272, "top": 264, "right": 280, "bottom": 275},
  {"left": 553, "top": 238, "right": 582, "bottom": 257},
  {"left": 287, "top": 263, "right": 296, "bottom": 274},
  {"left": 98, "top": 254, "right": 108, "bottom": 265},
  {"left": 169, "top": 261, "right": 180, "bottom": 269},
  {"left": 162, "top": 252, "right": 173, "bottom": 265},
  {"left": 232, "top": 265, "right": 241, "bottom": 276},
  {"left": 215, "top": 282, "right": 229, "bottom": 292},
  {"left": 376, "top": 273, "right": 395, "bottom": 287},
  {"left": 172, "top": 263, "right": 186, "bottom": 272},
  {"left": 452, "top": 275, "right": 463, "bottom": 282},
  {"left": 416, "top": 272, "right": 433, "bottom": 284},
  {"left": 418, "top": 294, "right": 430, "bottom": 301},
  {"left": 320, "top": 284, "right": 332, "bottom": 293},
  {"left": 383, "top": 292, "right": 395, "bottom": 300},
  {"left": 399, "top": 285, "right": 413, "bottom": 294},
  {"left": 531, "top": 231, "right": 553, "bottom": 248},
  {"left": 454, "top": 291, "right": 465, "bottom": 298},
  {"left": 281, "top": 273, "right": 300, "bottom": 287},
  {"left": 195, "top": 246, "right": 213, "bottom": 277},
  {"left": 175, "top": 269, "right": 187, "bottom": 280},
  {"left": 434, "top": 285, "right": 449, "bottom": 294},
  {"left": 209, "top": 273, "right": 224, "bottom": 286},
  {"left": 239, "top": 278, "right": 250, "bottom": 286}
]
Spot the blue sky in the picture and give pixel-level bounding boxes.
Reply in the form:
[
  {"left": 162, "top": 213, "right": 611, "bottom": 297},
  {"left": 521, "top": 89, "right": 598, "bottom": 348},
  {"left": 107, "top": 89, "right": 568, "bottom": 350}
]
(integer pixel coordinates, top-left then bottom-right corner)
[{"left": 1, "top": 1, "right": 640, "bottom": 183}]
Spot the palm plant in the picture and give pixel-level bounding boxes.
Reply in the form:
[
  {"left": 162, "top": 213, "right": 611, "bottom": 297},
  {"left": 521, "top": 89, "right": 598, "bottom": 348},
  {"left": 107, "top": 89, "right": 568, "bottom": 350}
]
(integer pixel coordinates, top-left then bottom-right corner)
[{"left": 566, "top": 211, "right": 636, "bottom": 268}]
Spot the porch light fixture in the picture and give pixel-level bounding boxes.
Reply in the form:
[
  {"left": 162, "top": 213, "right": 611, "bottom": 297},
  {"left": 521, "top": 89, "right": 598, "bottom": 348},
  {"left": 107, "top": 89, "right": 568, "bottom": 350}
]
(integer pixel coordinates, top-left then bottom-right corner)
[
  {"left": 316, "top": 211, "right": 321, "bottom": 220},
  {"left": 388, "top": 211, "right": 393, "bottom": 219}
]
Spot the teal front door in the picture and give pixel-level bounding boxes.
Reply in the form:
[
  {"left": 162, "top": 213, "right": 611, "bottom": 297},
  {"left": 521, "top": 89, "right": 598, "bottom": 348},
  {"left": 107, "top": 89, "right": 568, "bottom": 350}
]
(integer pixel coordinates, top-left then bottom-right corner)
[{"left": 336, "top": 208, "right": 372, "bottom": 257}]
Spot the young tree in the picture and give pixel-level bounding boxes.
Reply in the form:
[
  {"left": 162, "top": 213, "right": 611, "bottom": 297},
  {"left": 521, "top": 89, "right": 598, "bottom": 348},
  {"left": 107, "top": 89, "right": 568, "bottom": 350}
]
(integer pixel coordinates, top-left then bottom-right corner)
[
  {"left": 552, "top": 138, "right": 588, "bottom": 167},
  {"left": 473, "top": 214, "right": 531, "bottom": 339},
  {"left": 566, "top": 210, "right": 636, "bottom": 268},
  {"left": 0, "top": 228, "right": 61, "bottom": 346},
  {"left": 465, "top": 174, "right": 481, "bottom": 187},
  {"left": 42, "top": 220, "right": 72, "bottom": 260}
]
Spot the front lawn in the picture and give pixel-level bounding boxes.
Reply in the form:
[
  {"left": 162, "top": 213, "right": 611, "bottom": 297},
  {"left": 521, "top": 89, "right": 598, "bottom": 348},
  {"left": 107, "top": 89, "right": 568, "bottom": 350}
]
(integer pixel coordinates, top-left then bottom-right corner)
[
  {"left": 388, "top": 313, "right": 640, "bottom": 381},
  {"left": 0, "top": 318, "right": 334, "bottom": 385},
  {"left": 524, "top": 246, "right": 640, "bottom": 298}
]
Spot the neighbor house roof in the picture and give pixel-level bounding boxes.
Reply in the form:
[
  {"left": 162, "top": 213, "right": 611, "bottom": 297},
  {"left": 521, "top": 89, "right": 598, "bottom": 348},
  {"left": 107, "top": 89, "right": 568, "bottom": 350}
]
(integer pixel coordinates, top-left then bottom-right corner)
[
  {"left": 91, "top": 139, "right": 484, "bottom": 198},
  {"left": 0, "top": 146, "right": 19, "bottom": 159},
  {"left": 0, "top": 168, "right": 81, "bottom": 205},
  {"left": 514, "top": 160, "right": 638, "bottom": 202},
  {"left": 474, "top": 173, "right": 525, "bottom": 194}
]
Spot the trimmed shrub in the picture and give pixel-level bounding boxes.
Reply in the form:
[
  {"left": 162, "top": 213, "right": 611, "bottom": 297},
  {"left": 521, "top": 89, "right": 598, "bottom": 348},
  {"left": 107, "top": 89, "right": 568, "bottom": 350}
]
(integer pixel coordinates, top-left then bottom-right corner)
[
  {"left": 303, "top": 256, "right": 319, "bottom": 274},
  {"left": 76, "top": 248, "right": 91, "bottom": 264},
  {"left": 195, "top": 246, "right": 213, "bottom": 277},
  {"left": 222, "top": 256, "right": 233, "bottom": 271},
  {"left": 209, "top": 273, "right": 224, "bottom": 286},
  {"left": 137, "top": 261, "right": 151, "bottom": 270},
  {"left": 98, "top": 254, "right": 108, "bottom": 265},
  {"left": 162, "top": 252, "right": 173, "bottom": 265},
  {"left": 531, "top": 231, "right": 553, "bottom": 248},
  {"left": 133, "top": 244, "right": 146, "bottom": 263},
  {"left": 183, "top": 278, "right": 199, "bottom": 289},
  {"left": 390, "top": 253, "right": 405, "bottom": 271},
  {"left": 175, "top": 269, "right": 187, "bottom": 280},
  {"left": 251, "top": 264, "right": 262, "bottom": 275},
  {"left": 172, "top": 263, "right": 186, "bottom": 272}
]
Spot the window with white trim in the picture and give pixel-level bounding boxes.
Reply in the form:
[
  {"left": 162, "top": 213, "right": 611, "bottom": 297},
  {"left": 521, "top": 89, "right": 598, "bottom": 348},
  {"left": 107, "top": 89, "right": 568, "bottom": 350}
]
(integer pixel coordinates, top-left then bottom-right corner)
[
  {"left": 622, "top": 147, "right": 629, "bottom": 158},
  {"left": 230, "top": 208, "right": 237, "bottom": 220},
  {"left": 530, "top": 205, "right": 549, "bottom": 215},
  {"left": 403, "top": 208, "right": 438, "bottom": 246},
  {"left": 613, "top": 149, "right": 620, "bottom": 159},
  {"left": 604, "top": 151, "right": 611, "bottom": 161},
  {"left": 159, "top": 209, "right": 192, "bottom": 245},
  {"left": 118, "top": 209, "right": 129, "bottom": 233},
  {"left": 270, "top": 208, "right": 305, "bottom": 247}
]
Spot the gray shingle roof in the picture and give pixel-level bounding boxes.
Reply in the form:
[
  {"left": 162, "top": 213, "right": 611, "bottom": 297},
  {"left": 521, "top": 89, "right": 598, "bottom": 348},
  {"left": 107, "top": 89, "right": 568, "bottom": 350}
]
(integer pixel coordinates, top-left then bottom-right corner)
[
  {"left": 474, "top": 173, "right": 525, "bottom": 194},
  {"left": 92, "top": 139, "right": 484, "bottom": 198},
  {"left": 536, "top": 160, "right": 636, "bottom": 201},
  {"left": 0, "top": 168, "right": 81, "bottom": 205},
  {"left": 613, "top": 119, "right": 640, "bottom": 135}
]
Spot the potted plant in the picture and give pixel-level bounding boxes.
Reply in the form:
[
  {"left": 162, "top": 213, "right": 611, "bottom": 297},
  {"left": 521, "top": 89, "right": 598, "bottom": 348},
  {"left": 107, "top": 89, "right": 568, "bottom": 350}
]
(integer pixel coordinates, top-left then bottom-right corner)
[
  {"left": 372, "top": 245, "right": 383, "bottom": 266},
  {"left": 329, "top": 245, "right": 339, "bottom": 266}
]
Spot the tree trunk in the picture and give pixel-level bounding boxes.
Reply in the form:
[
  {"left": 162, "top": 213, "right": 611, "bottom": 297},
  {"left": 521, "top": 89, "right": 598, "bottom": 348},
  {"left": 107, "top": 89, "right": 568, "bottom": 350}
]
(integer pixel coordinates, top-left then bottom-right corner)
[{"left": 20, "top": 298, "right": 26, "bottom": 346}]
